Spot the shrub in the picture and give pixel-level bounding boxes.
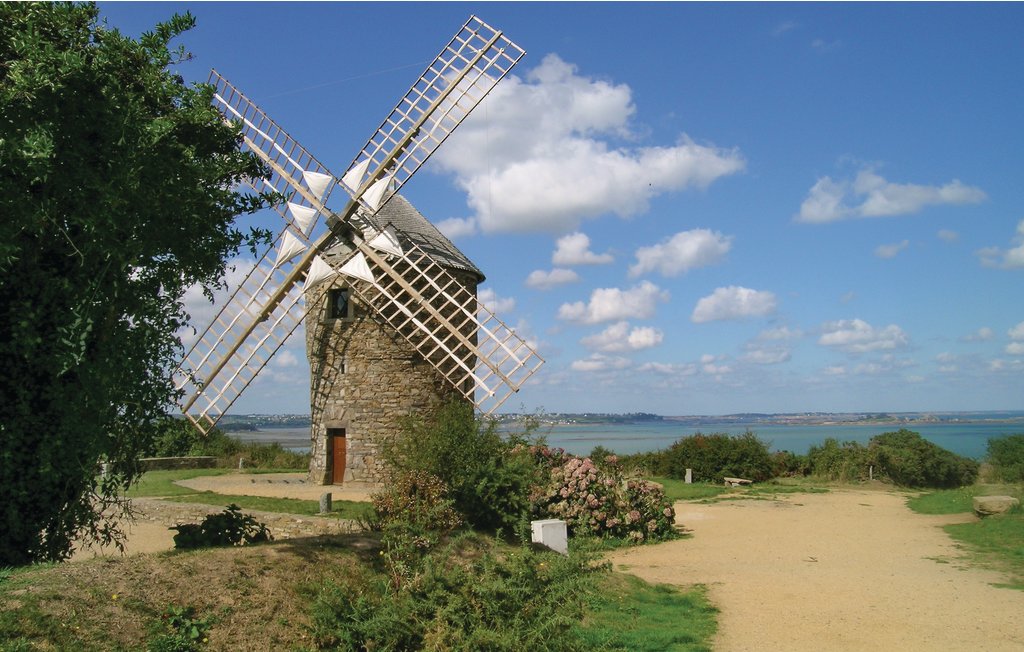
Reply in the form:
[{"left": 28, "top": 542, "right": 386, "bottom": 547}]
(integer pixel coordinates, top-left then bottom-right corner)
[
  {"left": 526, "top": 447, "right": 675, "bottom": 544},
  {"left": 382, "top": 400, "right": 539, "bottom": 531},
  {"left": 869, "top": 429, "right": 978, "bottom": 488},
  {"left": 987, "top": 434, "right": 1024, "bottom": 483},
  {"left": 808, "top": 438, "right": 873, "bottom": 482},
  {"left": 309, "top": 532, "right": 603, "bottom": 652},
  {"left": 659, "top": 431, "right": 773, "bottom": 483},
  {"left": 170, "top": 504, "right": 272, "bottom": 549},
  {"left": 771, "top": 450, "right": 810, "bottom": 478}
]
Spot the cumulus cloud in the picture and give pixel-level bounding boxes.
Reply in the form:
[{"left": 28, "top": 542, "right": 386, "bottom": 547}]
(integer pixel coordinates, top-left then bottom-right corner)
[
  {"left": 691, "top": 286, "right": 777, "bottom": 323},
  {"left": 1009, "top": 322, "right": 1024, "bottom": 340},
  {"left": 977, "top": 219, "right": 1024, "bottom": 269},
  {"left": 525, "top": 268, "right": 580, "bottom": 290},
  {"left": 937, "top": 229, "right": 959, "bottom": 243},
  {"left": 874, "top": 240, "right": 910, "bottom": 259},
  {"left": 552, "top": 232, "right": 614, "bottom": 266},
  {"left": 558, "top": 281, "right": 669, "bottom": 325},
  {"left": 1007, "top": 322, "right": 1024, "bottom": 354},
  {"left": 638, "top": 361, "right": 698, "bottom": 376},
  {"left": 818, "top": 318, "right": 909, "bottom": 353},
  {"left": 570, "top": 353, "right": 632, "bottom": 372},
  {"left": 629, "top": 229, "right": 732, "bottom": 278},
  {"left": 757, "top": 326, "right": 803, "bottom": 341},
  {"left": 741, "top": 348, "right": 791, "bottom": 365},
  {"left": 435, "top": 217, "right": 478, "bottom": 239},
  {"left": 433, "top": 54, "right": 745, "bottom": 233},
  {"left": 178, "top": 258, "right": 258, "bottom": 348},
  {"left": 700, "top": 354, "right": 732, "bottom": 377},
  {"left": 796, "top": 169, "right": 986, "bottom": 224},
  {"left": 580, "top": 321, "right": 664, "bottom": 353},
  {"left": 478, "top": 287, "right": 516, "bottom": 314}
]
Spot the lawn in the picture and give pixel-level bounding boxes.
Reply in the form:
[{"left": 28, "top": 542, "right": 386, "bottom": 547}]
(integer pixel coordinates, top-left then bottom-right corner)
[
  {"left": 908, "top": 483, "right": 1024, "bottom": 590},
  {"left": 125, "top": 468, "right": 370, "bottom": 520}
]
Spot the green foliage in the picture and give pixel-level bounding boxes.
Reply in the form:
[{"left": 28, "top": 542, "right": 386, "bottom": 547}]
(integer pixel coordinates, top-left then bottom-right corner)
[
  {"left": 944, "top": 512, "right": 1024, "bottom": 590},
  {"left": 147, "top": 605, "right": 213, "bottom": 652},
  {"left": 987, "top": 434, "right": 1024, "bottom": 482},
  {"left": 657, "top": 431, "right": 774, "bottom": 483},
  {"left": 309, "top": 532, "right": 606, "bottom": 651},
  {"left": 170, "top": 504, "right": 272, "bottom": 549},
  {"left": 870, "top": 429, "right": 978, "bottom": 488},
  {"left": 808, "top": 438, "right": 873, "bottom": 482},
  {"left": 810, "top": 430, "right": 978, "bottom": 488},
  {"left": 145, "top": 418, "right": 309, "bottom": 470},
  {"left": 576, "top": 575, "right": 718, "bottom": 651},
  {"left": 383, "top": 400, "right": 539, "bottom": 531},
  {"left": 0, "top": 3, "right": 273, "bottom": 565}
]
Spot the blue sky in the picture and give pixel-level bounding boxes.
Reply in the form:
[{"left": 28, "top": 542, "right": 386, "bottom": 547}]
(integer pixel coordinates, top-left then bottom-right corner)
[{"left": 100, "top": 3, "right": 1024, "bottom": 416}]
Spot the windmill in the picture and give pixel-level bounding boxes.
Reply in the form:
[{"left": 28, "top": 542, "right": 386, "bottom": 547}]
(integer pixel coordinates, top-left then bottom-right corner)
[{"left": 174, "top": 16, "right": 543, "bottom": 483}]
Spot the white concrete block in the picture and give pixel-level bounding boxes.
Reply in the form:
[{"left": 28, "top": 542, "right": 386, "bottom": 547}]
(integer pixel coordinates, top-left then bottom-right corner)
[{"left": 531, "top": 519, "right": 568, "bottom": 555}]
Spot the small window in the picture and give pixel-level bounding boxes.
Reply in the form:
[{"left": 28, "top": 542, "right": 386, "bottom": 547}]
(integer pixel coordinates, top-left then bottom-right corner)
[{"left": 327, "top": 288, "right": 352, "bottom": 320}]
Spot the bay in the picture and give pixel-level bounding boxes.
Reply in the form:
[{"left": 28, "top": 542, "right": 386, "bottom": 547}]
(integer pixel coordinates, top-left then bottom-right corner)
[{"left": 229, "top": 419, "right": 1024, "bottom": 460}]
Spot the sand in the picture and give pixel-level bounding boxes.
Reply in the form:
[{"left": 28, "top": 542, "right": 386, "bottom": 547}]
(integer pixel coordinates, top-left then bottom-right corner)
[
  {"left": 74, "top": 478, "right": 1024, "bottom": 649},
  {"left": 608, "top": 488, "right": 1024, "bottom": 651}
]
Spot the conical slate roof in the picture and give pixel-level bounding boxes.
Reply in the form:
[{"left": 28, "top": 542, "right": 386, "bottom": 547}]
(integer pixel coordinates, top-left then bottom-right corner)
[{"left": 367, "top": 194, "right": 483, "bottom": 282}]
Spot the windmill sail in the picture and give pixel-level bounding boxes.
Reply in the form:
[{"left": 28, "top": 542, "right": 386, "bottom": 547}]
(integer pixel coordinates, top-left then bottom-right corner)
[{"left": 175, "top": 16, "right": 531, "bottom": 432}]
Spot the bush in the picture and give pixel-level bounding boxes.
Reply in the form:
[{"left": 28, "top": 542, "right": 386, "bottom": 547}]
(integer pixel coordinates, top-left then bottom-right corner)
[
  {"left": 869, "top": 429, "right": 978, "bottom": 488},
  {"left": 147, "top": 605, "right": 213, "bottom": 652},
  {"left": 170, "top": 504, "right": 272, "bottom": 549},
  {"left": 771, "top": 450, "right": 810, "bottom": 478},
  {"left": 309, "top": 532, "right": 604, "bottom": 652},
  {"left": 808, "top": 438, "right": 872, "bottom": 482},
  {"left": 526, "top": 447, "right": 676, "bottom": 544},
  {"left": 987, "top": 434, "right": 1024, "bottom": 482},
  {"left": 382, "top": 400, "right": 539, "bottom": 532},
  {"left": 658, "top": 431, "right": 773, "bottom": 483}
]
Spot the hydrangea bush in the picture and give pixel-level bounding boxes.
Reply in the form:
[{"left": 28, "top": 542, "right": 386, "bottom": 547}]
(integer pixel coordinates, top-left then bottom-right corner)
[{"left": 523, "top": 445, "right": 676, "bottom": 543}]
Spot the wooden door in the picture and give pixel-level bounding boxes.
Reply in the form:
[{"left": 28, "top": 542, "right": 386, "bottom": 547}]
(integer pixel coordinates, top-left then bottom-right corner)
[{"left": 329, "top": 429, "right": 346, "bottom": 484}]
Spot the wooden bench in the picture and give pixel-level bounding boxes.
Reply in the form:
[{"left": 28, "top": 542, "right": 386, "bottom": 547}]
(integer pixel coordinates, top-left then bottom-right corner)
[{"left": 723, "top": 477, "right": 753, "bottom": 487}]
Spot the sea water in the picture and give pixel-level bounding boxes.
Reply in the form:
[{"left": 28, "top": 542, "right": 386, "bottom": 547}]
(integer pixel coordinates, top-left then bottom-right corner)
[{"left": 231, "top": 419, "right": 1024, "bottom": 460}]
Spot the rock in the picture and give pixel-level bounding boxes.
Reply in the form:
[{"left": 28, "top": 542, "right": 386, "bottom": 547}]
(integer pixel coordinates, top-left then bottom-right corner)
[{"left": 973, "top": 495, "right": 1020, "bottom": 517}]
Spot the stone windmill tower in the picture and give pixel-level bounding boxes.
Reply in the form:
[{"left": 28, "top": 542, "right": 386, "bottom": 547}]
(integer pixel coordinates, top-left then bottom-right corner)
[{"left": 173, "top": 17, "right": 543, "bottom": 484}]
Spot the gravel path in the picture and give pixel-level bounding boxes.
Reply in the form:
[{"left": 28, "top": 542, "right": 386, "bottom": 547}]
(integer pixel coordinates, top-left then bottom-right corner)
[{"left": 608, "top": 489, "right": 1024, "bottom": 651}]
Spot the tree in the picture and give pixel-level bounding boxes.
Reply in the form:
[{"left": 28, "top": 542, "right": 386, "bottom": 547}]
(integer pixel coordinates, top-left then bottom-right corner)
[{"left": 0, "top": 3, "right": 272, "bottom": 565}]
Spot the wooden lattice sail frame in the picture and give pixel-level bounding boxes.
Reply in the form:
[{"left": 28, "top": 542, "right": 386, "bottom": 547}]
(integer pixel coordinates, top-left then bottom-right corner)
[{"left": 173, "top": 16, "right": 541, "bottom": 433}]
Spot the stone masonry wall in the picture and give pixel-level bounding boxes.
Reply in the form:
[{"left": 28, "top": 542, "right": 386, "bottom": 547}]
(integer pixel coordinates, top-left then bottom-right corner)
[{"left": 305, "top": 269, "right": 478, "bottom": 485}]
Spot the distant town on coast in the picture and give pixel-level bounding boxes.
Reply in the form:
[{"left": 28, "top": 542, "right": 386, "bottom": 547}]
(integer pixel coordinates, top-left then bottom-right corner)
[{"left": 214, "top": 410, "right": 1024, "bottom": 432}]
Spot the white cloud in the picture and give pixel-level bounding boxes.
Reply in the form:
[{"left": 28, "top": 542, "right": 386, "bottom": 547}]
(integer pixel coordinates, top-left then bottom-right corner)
[
  {"left": 1010, "top": 322, "right": 1024, "bottom": 340},
  {"left": 1006, "top": 342, "right": 1024, "bottom": 356},
  {"left": 977, "top": 219, "right": 1024, "bottom": 269},
  {"left": 937, "top": 229, "right": 959, "bottom": 243},
  {"left": 629, "top": 229, "right": 732, "bottom": 278},
  {"left": 552, "top": 232, "right": 614, "bottom": 266},
  {"left": 178, "top": 258, "right": 258, "bottom": 348},
  {"left": 570, "top": 353, "right": 632, "bottom": 372},
  {"left": 580, "top": 321, "right": 664, "bottom": 353},
  {"left": 818, "top": 318, "right": 909, "bottom": 353},
  {"left": 824, "top": 365, "right": 847, "bottom": 376},
  {"left": 638, "top": 361, "right": 698, "bottom": 376},
  {"left": 874, "top": 240, "right": 909, "bottom": 259},
  {"left": 525, "top": 268, "right": 580, "bottom": 290},
  {"left": 757, "top": 326, "right": 803, "bottom": 341},
  {"left": 434, "top": 54, "right": 745, "bottom": 233},
  {"left": 478, "top": 287, "right": 516, "bottom": 314},
  {"left": 700, "top": 354, "right": 733, "bottom": 377},
  {"left": 962, "top": 327, "right": 994, "bottom": 342},
  {"left": 691, "top": 286, "right": 777, "bottom": 323},
  {"left": 436, "top": 217, "right": 478, "bottom": 239},
  {"left": 741, "top": 348, "right": 791, "bottom": 365},
  {"left": 274, "top": 350, "right": 299, "bottom": 368},
  {"left": 796, "top": 169, "right": 986, "bottom": 224},
  {"left": 558, "top": 281, "right": 669, "bottom": 325}
]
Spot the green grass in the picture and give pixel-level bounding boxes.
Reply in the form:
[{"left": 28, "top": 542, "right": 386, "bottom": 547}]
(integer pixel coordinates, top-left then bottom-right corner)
[
  {"left": 907, "top": 484, "right": 1024, "bottom": 515},
  {"left": 125, "top": 468, "right": 232, "bottom": 497},
  {"left": 577, "top": 574, "right": 717, "bottom": 651},
  {"left": 651, "top": 476, "right": 827, "bottom": 503},
  {"left": 909, "top": 484, "right": 1024, "bottom": 590},
  {"left": 170, "top": 491, "right": 373, "bottom": 520},
  {"left": 124, "top": 468, "right": 372, "bottom": 520},
  {"left": 650, "top": 477, "right": 729, "bottom": 502}
]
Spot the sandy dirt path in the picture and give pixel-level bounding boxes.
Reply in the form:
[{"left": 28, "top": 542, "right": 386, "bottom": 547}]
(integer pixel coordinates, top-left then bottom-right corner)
[{"left": 608, "top": 489, "right": 1024, "bottom": 651}]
